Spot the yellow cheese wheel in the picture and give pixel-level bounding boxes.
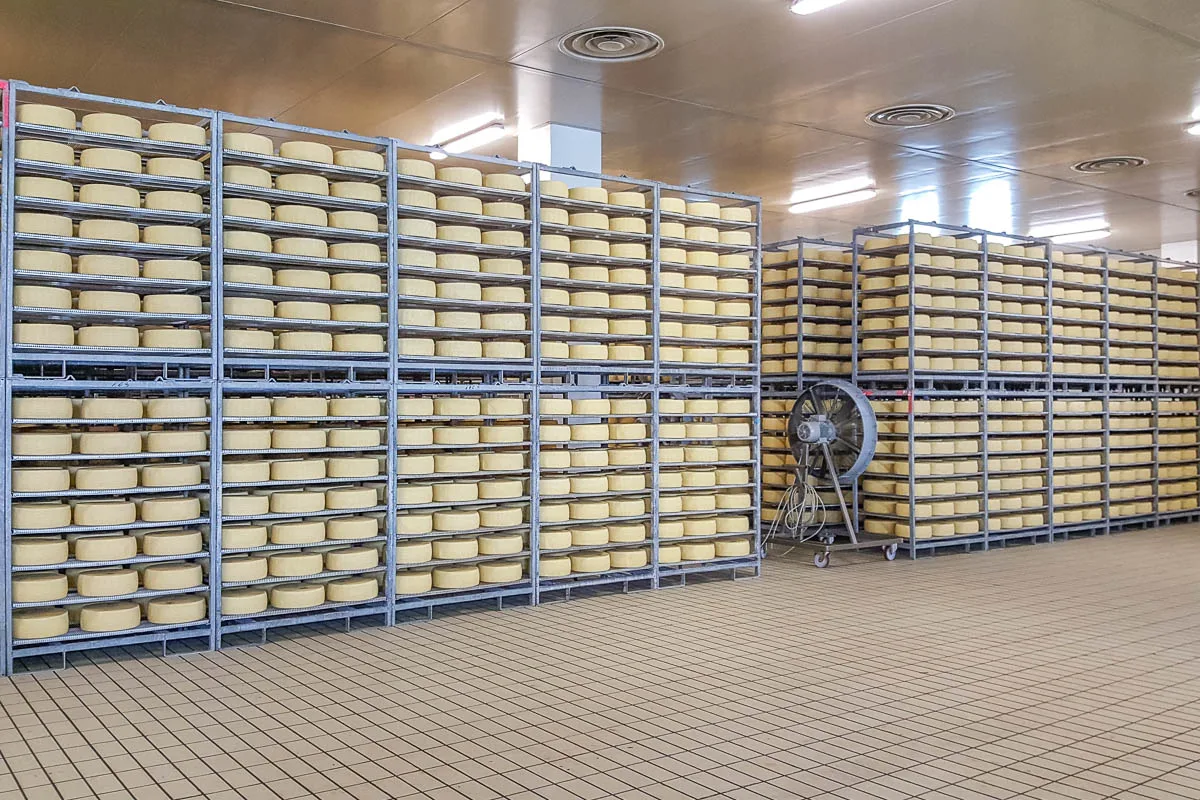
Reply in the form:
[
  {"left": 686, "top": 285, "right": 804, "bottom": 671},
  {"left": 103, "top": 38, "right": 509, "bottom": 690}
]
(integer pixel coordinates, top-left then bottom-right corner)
[
  {"left": 270, "top": 583, "right": 325, "bottom": 609},
  {"left": 146, "top": 157, "right": 204, "bottom": 180},
  {"left": 13, "top": 250, "right": 72, "bottom": 273},
  {"left": 146, "top": 595, "right": 207, "bottom": 624},
  {"left": 570, "top": 551, "right": 611, "bottom": 573},
  {"left": 74, "top": 534, "right": 137, "bottom": 561},
  {"left": 142, "top": 562, "right": 204, "bottom": 590},
  {"left": 334, "top": 148, "right": 384, "bottom": 171},
  {"left": 12, "top": 572, "right": 69, "bottom": 604},
  {"left": 12, "top": 537, "right": 69, "bottom": 566},
  {"left": 148, "top": 122, "right": 207, "bottom": 145},
  {"left": 80, "top": 147, "right": 141, "bottom": 173},
  {"left": 16, "top": 139, "right": 75, "bottom": 165},
  {"left": 79, "top": 601, "right": 142, "bottom": 632}
]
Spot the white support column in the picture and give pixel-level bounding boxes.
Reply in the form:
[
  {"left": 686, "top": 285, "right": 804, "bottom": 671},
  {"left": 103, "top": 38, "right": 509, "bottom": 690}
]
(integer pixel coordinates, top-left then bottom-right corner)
[{"left": 519, "top": 123, "right": 602, "bottom": 188}]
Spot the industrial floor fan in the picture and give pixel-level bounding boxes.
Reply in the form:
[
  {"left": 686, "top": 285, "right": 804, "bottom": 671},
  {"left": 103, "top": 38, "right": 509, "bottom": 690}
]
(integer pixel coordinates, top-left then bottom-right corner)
[{"left": 766, "top": 378, "right": 900, "bottom": 567}]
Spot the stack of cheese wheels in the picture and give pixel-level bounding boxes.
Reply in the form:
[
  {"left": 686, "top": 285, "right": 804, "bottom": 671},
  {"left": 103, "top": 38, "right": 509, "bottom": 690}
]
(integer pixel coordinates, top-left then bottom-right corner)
[
  {"left": 393, "top": 393, "right": 530, "bottom": 596},
  {"left": 12, "top": 105, "right": 213, "bottom": 355},
  {"left": 764, "top": 246, "right": 854, "bottom": 378},
  {"left": 858, "top": 396, "right": 990, "bottom": 541},
  {"left": 654, "top": 393, "right": 757, "bottom": 563},
  {"left": 538, "top": 185, "right": 653, "bottom": 365},
  {"left": 219, "top": 393, "right": 387, "bottom": 613},
  {"left": 9, "top": 388, "right": 214, "bottom": 639},
  {"left": 655, "top": 195, "right": 757, "bottom": 370},
  {"left": 758, "top": 397, "right": 799, "bottom": 523},
  {"left": 1155, "top": 398, "right": 1200, "bottom": 513},
  {"left": 537, "top": 393, "right": 654, "bottom": 582},
  {"left": 221, "top": 135, "right": 387, "bottom": 356},
  {"left": 1047, "top": 250, "right": 1106, "bottom": 377},
  {"left": 1157, "top": 265, "right": 1200, "bottom": 381},
  {"left": 393, "top": 161, "right": 532, "bottom": 362}
]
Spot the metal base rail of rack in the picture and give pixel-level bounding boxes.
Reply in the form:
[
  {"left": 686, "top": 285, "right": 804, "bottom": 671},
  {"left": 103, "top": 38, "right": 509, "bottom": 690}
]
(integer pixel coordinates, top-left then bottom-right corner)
[{"left": 1, "top": 80, "right": 763, "bottom": 674}]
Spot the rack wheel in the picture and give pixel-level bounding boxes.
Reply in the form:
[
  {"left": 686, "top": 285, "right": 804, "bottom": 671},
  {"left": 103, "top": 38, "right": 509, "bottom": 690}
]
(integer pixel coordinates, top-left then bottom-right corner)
[
  {"left": 884, "top": 543, "right": 898, "bottom": 561},
  {"left": 813, "top": 552, "right": 830, "bottom": 569}
]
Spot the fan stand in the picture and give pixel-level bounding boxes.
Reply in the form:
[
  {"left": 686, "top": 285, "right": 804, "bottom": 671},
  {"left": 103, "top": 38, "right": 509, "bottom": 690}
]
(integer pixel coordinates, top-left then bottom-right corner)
[{"left": 775, "top": 379, "right": 901, "bottom": 568}]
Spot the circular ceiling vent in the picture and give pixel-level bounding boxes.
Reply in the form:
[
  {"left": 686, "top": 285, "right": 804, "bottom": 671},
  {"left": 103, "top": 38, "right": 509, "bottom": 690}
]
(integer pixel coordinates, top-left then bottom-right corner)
[
  {"left": 866, "top": 103, "right": 956, "bottom": 128},
  {"left": 1071, "top": 156, "right": 1148, "bottom": 174},
  {"left": 558, "top": 27, "right": 665, "bottom": 62}
]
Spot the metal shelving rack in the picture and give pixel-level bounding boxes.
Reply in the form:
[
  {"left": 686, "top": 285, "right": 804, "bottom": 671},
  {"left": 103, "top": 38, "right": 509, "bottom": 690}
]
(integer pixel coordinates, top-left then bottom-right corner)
[
  {"left": 1, "top": 81, "right": 763, "bottom": 674},
  {"left": 2, "top": 83, "right": 218, "bottom": 672},
  {"left": 849, "top": 219, "right": 1200, "bottom": 558},
  {"left": 759, "top": 238, "right": 855, "bottom": 539}
]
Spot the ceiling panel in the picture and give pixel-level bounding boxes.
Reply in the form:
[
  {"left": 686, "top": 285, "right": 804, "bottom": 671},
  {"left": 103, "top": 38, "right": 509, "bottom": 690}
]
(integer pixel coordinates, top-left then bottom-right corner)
[
  {"left": 216, "top": 0, "right": 468, "bottom": 40},
  {"left": 0, "top": 0, "right": 1196, "bottom": 254}
]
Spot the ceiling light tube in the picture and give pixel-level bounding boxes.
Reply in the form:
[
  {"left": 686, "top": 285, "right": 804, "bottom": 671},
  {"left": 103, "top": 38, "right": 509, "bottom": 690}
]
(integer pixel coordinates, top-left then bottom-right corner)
[
  {"left": 790, "top": 0, "right": 850, "bottom": 14},
  {"left": 1187, "top": 122, "right": 1200, "bottom": 137},
  {"left": 441, "top": 123, "right": 508, "bottom": 154},
  {"left": 789, "top": 188, "right": 877, "bottom": 214},
  {"left": 1048, "top": 229, "right": 1111, "bottom": 245}
]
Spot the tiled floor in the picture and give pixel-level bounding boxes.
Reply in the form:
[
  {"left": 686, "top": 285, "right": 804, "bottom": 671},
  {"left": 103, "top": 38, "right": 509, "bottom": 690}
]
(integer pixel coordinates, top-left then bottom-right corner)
[{"left": 3, "top": 528, "right": 1200, "bottom": 800}]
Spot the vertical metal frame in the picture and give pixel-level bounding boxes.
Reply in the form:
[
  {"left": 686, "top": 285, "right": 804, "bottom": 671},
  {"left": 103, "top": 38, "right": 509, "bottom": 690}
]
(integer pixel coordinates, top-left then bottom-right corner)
[
  {"left": 528, "top": 162, "right": 543, "bottom": 603},
  {"left": 649, "top": 183, "right": 662, "bottom": 587},
  {"left": 0, "top": 79, "right": 13, "bottom": 673}
]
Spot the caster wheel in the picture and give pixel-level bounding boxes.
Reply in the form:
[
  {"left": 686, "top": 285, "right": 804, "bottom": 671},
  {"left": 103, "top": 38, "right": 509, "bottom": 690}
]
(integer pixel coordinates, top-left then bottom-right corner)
[
  {"left": 884, "top": 543, "right": 898, "bottom": 561},
  {"left": 813, "top": 552, "right": 830, "bottom": 569}
]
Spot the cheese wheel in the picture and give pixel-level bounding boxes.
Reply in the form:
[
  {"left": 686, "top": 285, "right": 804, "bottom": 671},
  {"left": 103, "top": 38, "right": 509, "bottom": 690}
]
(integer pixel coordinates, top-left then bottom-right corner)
[
  {"left": 324, "top": 546, "right": 379, "bottom": 571},
  {"left": 12, "top": 432, "right": 72, "bottom": 456},
  {"left": 16, "top": 139, "right": 75, "bottom": 165},
  {"left": 478, "top": 532, "right": 523, "bottom": 555},
  {"left": 277, "top": 140, "right": 334, "bottom": 164},
  {"left": 539, "top": 555, "right": 571, "bottom": 577},
  {"left": 437, "top": 166, "right": 484, "bottom": 186},
  {"left": 142, "top": 530, "right": 204, "bottom": 556},
  {"left": 270, "top": 583, "right": 325, "bottom": 609},
  {"left": 12, "top": 572, "right": 70, "bottom": 603},
  {"left": 274, "top": 237, "right": 328, "bottom": 259},
  {"left": 19, "top": 103, "right": 77, "bottom": 128},
  {"left": 438, "top": 225, "right": 482, "bottom": 244},
  {"left": 145, "top": 122, "right": 206, "bottom": 145},
  {"left": 142, "top": 562, "right": 203, "bottom": 590},
  {"left": 434, "top": 510, "right": 480, "bottom": 532},
  {"left": 432, "top": 537, "right": 479, "bottom": 560},
  {"left": 17, "top": 212, "right": 73, "bottom": 237},
  {"left": 432, "top": 564, "right": 480, "bottom": 589},
  {"left": 478, "top": 561, "right": 523, "bottom": 583},
  {"left": 79, "top": 147, "right": 141, "bottom": 173},
  {"left": 267, "top": 489, "right": 326, "bottom": 514},
  {"left": 74, "top": 534, "right": 137, "bottom": 561},
  {"left": 145, "top": 157, "right": 204, "bottom": 180},
  {"left": 79, "top": 431, "right": 142, "bottom": 454},
  {"left": 327, "top": 457, "right": 379, "bottom": 479},
  {"left": 77, "top": 601, "right": 141, "bottom": 632},
  {"left": 74, "top": 466, "right": 138, "bottom": 491},
  {"left": 12, "top": 537, "right": 69, "bottom": 566},
  {"left": 481, "top": 258, "right": 525, "bottom": 275},
  {"left": 570, "top": 551, "right": 610, "bottom": 573},
  {"left": 268, "top": 551, "right": 323, "bottom": 578},
  {"left": 480, "top": 451, "right": 525, "bottom": 471},
  {"left": 333, "top": 148, "right": 384, "bottom": 171},
  {"left": 329, "top": 210, "right": 379, "bottom": 232},
  {"left": 12, "top": 468, "right": 70, "bottom": 493},
  {"left": 221, "top": 555, "right": 270, "bottom": 583},
  {"left": 15, "top": 176, "right": 74, "bottom": 201},
  {"left": 143, "top": 294, "right": 202, "bottom": 314},
  {"left": 279, "top": 331, "right": 334, "bottom": 351},
  {"left": 329, "top": 242, "right": 381, "bottom": 262},
  {"left": 13, "top": 249, "right": 72, "bottom": 273},
  {"left": 609, "top": 549, "right": 649, "bottom": 569},
  {"left": 146, "top": 595, "right": 207, "bottom": 624},
  {"left": 141, "top": 224, "right": 201, "bottom": 246},
  {"left": 14, "top": 285, "right": 71, "bottom": 310},
  {"left": 326, "top": 486, "right": 379, "bottom": 510},
  {"left": 11, "top": 607, "right": 70, "bottom": 640},
  {"left": 226, "top": 230, "right": 273, "bottom": 252},
  {"left": 14, "top": 323, "right": 74, "bottom": 346},
  {"left": 479, "top": 506, "right": 524, "bottom": 528},
  {"left": 325, "top": 575, "right": 379, "bottom": 603},
  {"left": 220, "top": 586, "right": 268, "bottom": 616}
]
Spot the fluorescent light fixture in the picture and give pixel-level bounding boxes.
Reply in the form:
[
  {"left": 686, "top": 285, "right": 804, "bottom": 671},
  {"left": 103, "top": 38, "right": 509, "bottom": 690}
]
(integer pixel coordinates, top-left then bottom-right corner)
[
  {"left": 790, "top": 0, "right": 850, "bottom": 14},
  {"left": 429, "top": 150, "right": 448, "bottom": 161},
  {"left": 1047, "top": 229, "right": 1111, "bottom": 244},
  {"left": 442, "top": 123, "right": 508, "bottom": 154},
  {"left": 429, "top": 112, "right": 511, "bottom": 155},
  {"left": 1029, "top": 217, "right": 1109, "bottom": 239},
  {"left": 430, "top": 112, "right": 504, "bottom": 147},
  {"left": 790, "top": 176, "right": 874, "bottom": 205},
  {"left": 1187, "top": 122, "right": 1200, "bottom": 137},
  {"left": 789, "top": 188, "right": 877, "bottom": 214},
  {"left": 968, "top": 178, "right": 1013, "bottom": 233}
]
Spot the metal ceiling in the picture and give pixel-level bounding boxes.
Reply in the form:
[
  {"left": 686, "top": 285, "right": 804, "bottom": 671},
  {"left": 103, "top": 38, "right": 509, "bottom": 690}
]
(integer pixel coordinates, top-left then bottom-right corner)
[{"left": 1, "top": 0, "right": 1198, "bottom": 250}]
